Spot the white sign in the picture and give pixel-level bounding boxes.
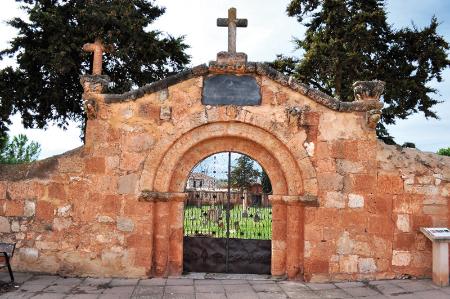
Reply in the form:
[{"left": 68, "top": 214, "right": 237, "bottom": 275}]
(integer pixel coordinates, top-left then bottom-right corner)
[{"left": 421, "top": 227, "right": 450, "bottom": 241}]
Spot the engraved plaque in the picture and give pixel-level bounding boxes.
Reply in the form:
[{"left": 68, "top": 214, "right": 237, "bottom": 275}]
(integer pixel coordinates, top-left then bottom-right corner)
[{"left": 202, "top": 75, "right": 261, "bottom": 106}]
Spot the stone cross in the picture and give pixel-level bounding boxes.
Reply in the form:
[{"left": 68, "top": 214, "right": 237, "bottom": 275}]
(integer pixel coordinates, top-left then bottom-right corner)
[
  {"left": 82, "top": 39, "right": 110, "bottom": 75},
  {"left": 217, "top": 7, "right": 247, "bottom": 53}
]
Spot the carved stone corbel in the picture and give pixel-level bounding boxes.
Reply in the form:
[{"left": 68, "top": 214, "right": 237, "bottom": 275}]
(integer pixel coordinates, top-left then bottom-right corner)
[
  {"left": 84, "top": 99, "right": 98, "bottom": 120},
  {"left": 366, "top": 109, "right": 381, "bottom": 129},
  {"left": 353, "top": 80, "right": 385, "bottom": 129},
  {"left": 286, "top": 105, "right": 311, "bottom": 127}
]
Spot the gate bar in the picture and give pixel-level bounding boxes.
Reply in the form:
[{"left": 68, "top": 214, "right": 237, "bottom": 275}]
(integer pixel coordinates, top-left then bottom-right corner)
[{"left": 225, "top": 151, "right": 231, "bottom": 272}]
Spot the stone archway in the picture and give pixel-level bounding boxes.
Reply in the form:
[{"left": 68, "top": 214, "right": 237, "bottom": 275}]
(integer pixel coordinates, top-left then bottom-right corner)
[{"left": 142, "top": 121, "right": 318, "bottom": 279}]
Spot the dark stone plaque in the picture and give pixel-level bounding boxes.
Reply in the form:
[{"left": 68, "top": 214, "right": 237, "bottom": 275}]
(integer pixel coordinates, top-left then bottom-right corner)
[{"left": 202, "top": 74, "right": 261, "bottom": 106}]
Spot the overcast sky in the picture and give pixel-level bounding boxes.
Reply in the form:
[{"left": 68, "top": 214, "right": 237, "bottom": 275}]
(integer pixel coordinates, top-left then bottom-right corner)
[{"left": 1, "top": 0, "right": 449, "bottom": 159}]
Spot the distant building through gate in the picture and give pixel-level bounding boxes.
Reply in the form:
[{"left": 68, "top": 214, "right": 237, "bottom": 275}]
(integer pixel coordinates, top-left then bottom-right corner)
[{"left": 186, "top": 173, "right": 217, "bottom": 190}]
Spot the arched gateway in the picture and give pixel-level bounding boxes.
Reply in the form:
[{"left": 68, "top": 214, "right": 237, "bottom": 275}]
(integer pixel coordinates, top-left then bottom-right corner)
[
  {"left": 141, "top": 120, "right": 317, "bottom": 278},
  {"left": 3, "top": 7, "right": 447, "bottom": 284}
]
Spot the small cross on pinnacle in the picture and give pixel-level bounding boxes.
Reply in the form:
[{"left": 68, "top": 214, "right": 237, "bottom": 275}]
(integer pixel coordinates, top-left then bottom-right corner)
[
  {"left": 82, "top": 39, "right": 111, "bottom": 75},
  {"left": 217, "top": 7, "right": 247, "bottom": 54}
]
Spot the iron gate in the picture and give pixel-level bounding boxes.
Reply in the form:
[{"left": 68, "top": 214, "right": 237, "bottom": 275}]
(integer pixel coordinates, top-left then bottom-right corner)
[{"left": 183, "top": 152, "right": 272, "bottom": 274}]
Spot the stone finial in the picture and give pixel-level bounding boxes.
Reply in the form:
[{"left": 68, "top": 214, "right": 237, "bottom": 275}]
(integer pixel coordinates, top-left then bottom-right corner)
[
  {"left": 79, "top": 75, "right": 110, "bottom": 120},
  {"left": 216, "top": 7, "right": 248, "bottom": 65},
  {"left": 353, "top": 80, "right": 385, "bottom": 101},
  {"left": 82, "top": 39, "right": 112, "bottom": 75},
  {"left": 80, "top": 75, "right": 110, "bottom": 94}
]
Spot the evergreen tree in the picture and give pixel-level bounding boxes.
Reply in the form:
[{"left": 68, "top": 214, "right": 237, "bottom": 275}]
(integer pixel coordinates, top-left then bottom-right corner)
[
  {"left": 0, "top": 0, "right": 190, "bottom": 137},
  {"left": 0, "top": 134, "right": 41, "bottom": 164},
  {"left": 230, "top": 155, "right": 260, "bottom": 191},
  {"left": 273, "top": 0, "right": 450, "bottom": 143},
  {"left": 260, "top": 169, "right": 272, "bottom": 194}
]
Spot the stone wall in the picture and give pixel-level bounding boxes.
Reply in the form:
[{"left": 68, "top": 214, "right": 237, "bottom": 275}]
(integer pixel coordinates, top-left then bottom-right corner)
[
  {"left": 304, "top": 140, "right": 449, "bottom": 282},
  {"left": 0, "top": 63, "right": 448, "bottom": 282}
]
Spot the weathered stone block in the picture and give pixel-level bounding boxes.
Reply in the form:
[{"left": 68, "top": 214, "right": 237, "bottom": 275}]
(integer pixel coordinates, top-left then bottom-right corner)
[
  {"left": 392, "top": 250, "right": 411, "bottom": 266},
  {"left": 35, "top": 201, "right": 55, "bottom": 221},
  {"left": 394, "top": 233, "right": 415, "bottom": 250},
  {"left": 117, "top": 217, "right": 134, "bottom": 232},
  {"left": 19, "top": 247, "right": 39, "bottom": 263},
  {"left": 11, "top": 220, "right": 20, "bottom": 232},
  {"left": 377, "top": 175, "right": 403, "bottom": 194},
  {"left": 118, "top": 174, "right": 138, "bottom": 195},
  {"left": 0, "top": 182, "right": 6, "bottom": 200},
  {"left": 85, "top": 157, "right": 106, "bottom": 174},
  {"left": 396, "top": 214, "right": 410, "bottom": 232},
  {"left": 0, "top": 216, "right": 10, "bottom": 233},
  {"left": 331, "top": 140, "right": 359, "bottom": 161},
  {"left": 123, "top": 135, "right": 154, "bottom": 153},
  {"left": 337, "top": 231, "right": 354, "bottom": 255},
  {"left": 318, "top": 173, "right": 344, "bottom": 191},
  {"left": 36, "top": 241, "right": 58, "bottom": 250},
  {"left": 324, "top": 192, "right": 345, "bottom": 209},
  {"left": 317, "top": 159, "right": 336, "bottom": 172},
  {"left": 57, "top": 204, "right": 71, "bottom": 217},
  {"left": 336, "top": 160, "right": 364, "bottom": 174},
  {"left": 353, "top": 241, "right": 372, "bottom": 256},
  {"left": 24, "top": 200, "right": 36, "bottom": 217},
  {"left": 358, "top": 258, "right": 377, "bottom": 273},
  {"left": 348, "top": 194, "right": 364, "bottom": 208},
  {"left": 120, "top": 153, "right": 145, "bottom": 172},
  {"left": 368, "top": 215, "right": 393, "bottom": 236},
  {"left": 58, "top": 157, "right": 83, "bottom": 173},
  {"left": 97, "top": 215, "right": 115, "bottom": 223},
  {"left": 339, "top": 255, "right": 358, "bottom": 273},
  {"left": 5, "top": 200, "right": 23, "bottom": 216},
  {"left": 315, "top": 142, "right": 330, "bottom": 158},
  {"left": 422, "top": 205, "right": 447, "bottom": 215},
  {"left": 160, "top": 106, "right": 172, "bottom": 120},
  {"left": 124, "top": 199, "right": 152, "bottom": 218},
  {"left": 345, "top": 174, "right": 376, "bottom": 193},
  {"left": 53, "top": 217, "right": 72, "bottom": 231},
  {"left": 405, "top": 185, "right": 439, "bottom": 196},
  {"left": 48, "top": 182, "right": 66, "bottom": 200},
  {"left": 370, "top": 193, "right": 394, "bottom": 215}
]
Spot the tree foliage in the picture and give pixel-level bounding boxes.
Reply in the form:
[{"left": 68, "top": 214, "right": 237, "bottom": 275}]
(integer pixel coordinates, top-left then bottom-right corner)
[
  {"left": 0, "top": 134, "right": 41, "bottom": 164},
  {"left": 437, "top": 147, "right": 450, "bottom": 156},
  {"left": 0, "top": 0, "right": 190, "bottom": 137},
  {"left": 272, "top": 0, "right": 450, "bottom": 142},
  {"left": 261, "top": 169, "right": 272, "bottom": 194},
  {"left": 230, "top": 155, "right": 260, "bottom": 191}
]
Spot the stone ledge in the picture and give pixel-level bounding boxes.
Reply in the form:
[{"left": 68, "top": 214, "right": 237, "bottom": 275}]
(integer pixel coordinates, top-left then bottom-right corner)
[
  {"left": 269, "top": 194, "right": 319, "bottom": 206},
  {"left": 100, "top": 62, "right": 382, "bottom": 112},
  {"left": 139, "top": 191, "right": 188, "bottom": 202}
]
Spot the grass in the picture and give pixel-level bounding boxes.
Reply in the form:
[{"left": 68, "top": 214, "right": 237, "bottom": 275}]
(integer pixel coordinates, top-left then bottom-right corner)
[{"left": 183, "top": 205, "right": 272, "bottom": 240}]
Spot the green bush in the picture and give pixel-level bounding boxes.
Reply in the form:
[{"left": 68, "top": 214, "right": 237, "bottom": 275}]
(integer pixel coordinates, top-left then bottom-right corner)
[{"left": 437, "top": 147, "right": 450, "bottom": 157}]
